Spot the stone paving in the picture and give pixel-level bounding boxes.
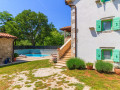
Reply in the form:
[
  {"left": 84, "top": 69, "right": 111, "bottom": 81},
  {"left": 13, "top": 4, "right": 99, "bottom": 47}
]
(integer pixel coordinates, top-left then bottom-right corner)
[{"left": 6, "top": 67, "right": 91, "bottom": 90}]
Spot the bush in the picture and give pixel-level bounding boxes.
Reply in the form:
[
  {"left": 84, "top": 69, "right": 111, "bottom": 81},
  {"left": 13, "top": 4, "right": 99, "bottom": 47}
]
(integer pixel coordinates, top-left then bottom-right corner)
[
  {"left": 66, "top": 58, "right": 75, "bottom": 70},
  {"left": 95, "top": 60, "right": 113, "bottom": 73},
  {"left": 66, "top": 58, "right": 85, "bottom": 70},
  {"left": 14, "top": 53, "right": 19, "bottom": 58}
]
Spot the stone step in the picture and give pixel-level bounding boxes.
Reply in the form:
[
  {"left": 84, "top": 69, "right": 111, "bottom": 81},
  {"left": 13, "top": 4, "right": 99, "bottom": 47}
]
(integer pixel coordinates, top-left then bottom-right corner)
[
  {"left": 64, "top": 54, "right": 71, "bottom": 56},
  {"left": 64, "top": 53, "right": 71, "bottom": 56},
  {"left": 62, "top": 57, "right": 70, "bottom": 59},
  {"left": 55, "top": 65, "right": 64, "bottom": 68},
  {"left": 57, "top": 60, "right": 67, "bottom": 62},
  {"left": 57, "top": 62, "right": 66, "bottom": 64},
  {"left": 58, "top": 48, "right": 71, "bottom": 62},
  {"left": 62, "top": 55, "right": 71, "bottom": 58},
  {"left": 60, "top": 58, "right": 69, "bottom": 61},
  {"left": 55, "top": 63, "right": 66, "bottom": 67},
  {"left": 65, "top": 51, "right": 71, "bottom": 53}
]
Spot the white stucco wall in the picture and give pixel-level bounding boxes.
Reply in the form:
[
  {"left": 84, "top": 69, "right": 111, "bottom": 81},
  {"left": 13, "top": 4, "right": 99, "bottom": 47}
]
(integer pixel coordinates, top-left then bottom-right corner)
[{"left": 73, "top": 0, "right": 120, "bottom": 63}]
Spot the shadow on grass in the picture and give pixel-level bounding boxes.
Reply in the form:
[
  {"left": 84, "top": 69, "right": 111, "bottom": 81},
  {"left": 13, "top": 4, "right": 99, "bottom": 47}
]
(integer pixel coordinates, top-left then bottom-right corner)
[
  {"left": 0, "top": 61, "right": 30, "bottom": 68},
  {"left": 96, "top": 71, "right": 116, "bottom": 75}
]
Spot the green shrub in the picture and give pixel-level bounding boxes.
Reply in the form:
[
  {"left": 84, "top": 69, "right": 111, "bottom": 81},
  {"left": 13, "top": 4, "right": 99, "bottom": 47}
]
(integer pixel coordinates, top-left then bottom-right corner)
[
  {"left": 66, "top": 58, "right": 85, "bottom": 70},
  {"left": 14, "top": 53, "right": 19, "bottom": 58},
  {"left": 66, "top": 58, "right": 75, "bottom": 70},
  {"left": 86, "top": 63, "right": 93, "bottom": 66},
  {"left": 95, "top": 60, "right": 113, "bottom": 73},
  {"left": 75, "top": 58, "right": 86, "bottom": 69}
]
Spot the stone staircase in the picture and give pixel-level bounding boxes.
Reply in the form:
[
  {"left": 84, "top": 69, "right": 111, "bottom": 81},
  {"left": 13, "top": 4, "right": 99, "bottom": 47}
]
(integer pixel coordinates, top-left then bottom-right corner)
[{"left": 55, "top": 48, "right": 71, "bottom": 68}]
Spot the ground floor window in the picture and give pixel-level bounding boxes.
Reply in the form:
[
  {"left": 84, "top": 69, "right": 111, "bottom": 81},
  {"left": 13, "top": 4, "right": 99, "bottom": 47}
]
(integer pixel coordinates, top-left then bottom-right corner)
[
  {"left": 96, "top": 48, "right": 120, "bottom": 62},
  {"left": 102, "top": 49, "right": 112, "bottom": 60}
]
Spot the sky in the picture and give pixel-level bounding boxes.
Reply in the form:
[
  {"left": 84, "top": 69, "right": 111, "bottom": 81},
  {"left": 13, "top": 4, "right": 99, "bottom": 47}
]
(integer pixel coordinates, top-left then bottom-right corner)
[{"left": 0, "top": 0, "right": 71, "bottom": 31}]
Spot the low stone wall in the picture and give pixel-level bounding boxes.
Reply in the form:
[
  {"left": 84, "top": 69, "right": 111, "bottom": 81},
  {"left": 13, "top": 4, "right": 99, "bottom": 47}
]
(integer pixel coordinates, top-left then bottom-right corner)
[
  {"left": 14, "top": 49, "right": 58, "bottom": 55},
  {"left": 0, "top": 38, "right": 14, "bottom": 64}
]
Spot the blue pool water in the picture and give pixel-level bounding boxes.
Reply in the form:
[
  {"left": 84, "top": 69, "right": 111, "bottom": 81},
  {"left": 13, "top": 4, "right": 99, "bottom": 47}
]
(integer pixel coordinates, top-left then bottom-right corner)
[{"left": 25, "top": 54, "right": 50, "bottom": 57}]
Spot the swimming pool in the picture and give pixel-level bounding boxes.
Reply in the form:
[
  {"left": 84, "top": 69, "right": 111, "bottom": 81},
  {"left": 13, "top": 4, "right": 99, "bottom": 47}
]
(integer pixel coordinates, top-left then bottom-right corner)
[{"left": 25, "top": 54, "right": 50, "bottom": 57}]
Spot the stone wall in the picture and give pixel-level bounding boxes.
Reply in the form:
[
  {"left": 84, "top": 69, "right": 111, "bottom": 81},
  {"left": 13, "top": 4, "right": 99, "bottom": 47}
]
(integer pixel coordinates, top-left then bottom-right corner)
[
  {"left": 0, "top": 38, "right": 14, "bottom": 64},
  {"left": 71, "top": 6, "right": 76, "bottom": 57}
]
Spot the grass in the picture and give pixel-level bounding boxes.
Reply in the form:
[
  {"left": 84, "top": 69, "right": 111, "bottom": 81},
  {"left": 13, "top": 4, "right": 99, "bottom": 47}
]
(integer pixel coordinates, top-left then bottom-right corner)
[
  {"left": 68, "top": 83, "right": 84, "bottom": 90},
  {"left": 18, "top": 78, "right": 24, "bottom": 81},
  {"left": 34, "top": 81, "right": 47, "bottom": 89},
  {"left": 0, "top": 60, "right": 52, "bottom": 90},
  {"left": 12, "top": 85, "right": 22, "bottom": 89},
  {"left": 0, "top": 59, "right": 51, "bottom": 75},
  {"left": 25, "top": 84, "right": 31, "bottom": 87},
  {"left": 63, "top": 69, "right": 120, "bottom": 90},
  {"left": 75, "top": 83, "right": 84, "bottom": 90},
  {"left": 52, "top": 87, "right": 63, "bottom": 90}
]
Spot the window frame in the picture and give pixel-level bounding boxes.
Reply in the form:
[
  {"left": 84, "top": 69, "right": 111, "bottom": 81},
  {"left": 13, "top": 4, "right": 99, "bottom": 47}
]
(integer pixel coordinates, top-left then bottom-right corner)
[
  {"left": 105, "top": 0, "right": 110, "bottom": 2},
  {"left": 101, "top": 19, "right": 113, "bottom": 31},
  {"left": 102, "top": 49, "right": 113, "bottom": 60}
]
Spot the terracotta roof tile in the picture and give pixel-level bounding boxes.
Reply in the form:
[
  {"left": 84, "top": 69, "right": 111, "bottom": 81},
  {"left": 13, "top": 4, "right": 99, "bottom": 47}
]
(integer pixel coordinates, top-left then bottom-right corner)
[
  {"left": 0, "top": 33, "right": 17, "bottom": 39},
  {"left": 65, "top": 0, "right": 73, "bottom": 5},
  {"left": 60, "top": 26, "right": 71, "bottom": 32}
]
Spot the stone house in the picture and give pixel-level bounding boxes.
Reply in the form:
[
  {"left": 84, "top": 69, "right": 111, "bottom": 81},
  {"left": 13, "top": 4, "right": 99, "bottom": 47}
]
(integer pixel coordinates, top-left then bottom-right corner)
[
  {"left": 0, "top": 33, "right": 17, "bottom": 64},
  {"left": 58, "top": 0, "right": 120, "bottom": 65}
]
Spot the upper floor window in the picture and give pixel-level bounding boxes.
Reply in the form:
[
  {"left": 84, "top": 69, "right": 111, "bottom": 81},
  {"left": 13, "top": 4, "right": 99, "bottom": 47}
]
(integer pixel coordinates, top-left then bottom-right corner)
[
  {"left": 102, "top": 20, "right": 112, "bottom": 31},
  {"left": 105, "top": 0, "right": 110, "bottom": 2},
  {"left": 101, "top": 0, "right": 110, "bottom": 2},
  {"left": 96, "top": 17, "right": 120, "bottom": 32}
]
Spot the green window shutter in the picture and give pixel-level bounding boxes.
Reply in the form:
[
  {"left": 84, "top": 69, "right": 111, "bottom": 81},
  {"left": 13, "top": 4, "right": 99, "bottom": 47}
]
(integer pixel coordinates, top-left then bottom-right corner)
[
  {"left": 113, "top": 49, "right": 120, "bottom": 62},
  {"left": 113, "top": 17, "right": 120, "bottom": 30},
  {"left": 96, "top": 49, "right": 101, "bottom": 60},
  {"left": 96, "top": 20, "right": 101, "bottom": 32},
  {"left": 101, "top": 0, "right": 105, "bottom": 2}
]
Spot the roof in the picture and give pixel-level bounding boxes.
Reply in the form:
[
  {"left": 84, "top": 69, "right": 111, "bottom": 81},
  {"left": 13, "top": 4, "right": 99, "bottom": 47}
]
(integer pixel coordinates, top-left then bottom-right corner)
[
  {"left": 0, "top": 33, "right": 17, "bottom": 39},
  {"left": 65, "top": 0, "right": 74, "bottom": 5},
  {"left": 60, "top": 26, "right": 71, "bottom": 32}
]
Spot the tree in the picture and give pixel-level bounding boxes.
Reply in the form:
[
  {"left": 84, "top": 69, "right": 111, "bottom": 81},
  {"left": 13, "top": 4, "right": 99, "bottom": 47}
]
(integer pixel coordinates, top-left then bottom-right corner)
[
  {"left": 0, "top": 11, "right": 13, "bottom": 32},
  {"left": 36, "top": 22, "right": 58, "bottom": 46},
  {"left": 1, "top": 10, "right": 64, "bottom": 46},
  {"left": 44, "top": 30, "right": 64, "bottom": 46},
  {"left": 15, "top": 9, "right": 48, "bottom": 46},
  {"left": 4, "top": 21, "right": 20, "bottom": 37}
]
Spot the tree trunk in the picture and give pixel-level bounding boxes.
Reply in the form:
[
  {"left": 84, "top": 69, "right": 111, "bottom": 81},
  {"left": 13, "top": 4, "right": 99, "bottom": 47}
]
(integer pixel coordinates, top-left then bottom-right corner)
[{"left": 32, "top": 40, "right": 36, "bottom": 46}]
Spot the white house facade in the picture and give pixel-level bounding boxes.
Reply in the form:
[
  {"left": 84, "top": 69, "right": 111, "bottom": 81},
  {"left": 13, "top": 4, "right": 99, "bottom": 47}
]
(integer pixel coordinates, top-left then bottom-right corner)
[{"left": 65, "top": 0, "right": 120, "bottom": 65}]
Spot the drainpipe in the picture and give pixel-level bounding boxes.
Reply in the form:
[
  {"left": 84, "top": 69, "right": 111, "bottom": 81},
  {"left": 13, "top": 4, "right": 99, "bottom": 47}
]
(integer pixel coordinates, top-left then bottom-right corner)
[
  {"left": 68, "top": 4, "right": 77, "bottom": 57},
  {"left": 12, "top": 39, "right": 15, "bottom": 62}
]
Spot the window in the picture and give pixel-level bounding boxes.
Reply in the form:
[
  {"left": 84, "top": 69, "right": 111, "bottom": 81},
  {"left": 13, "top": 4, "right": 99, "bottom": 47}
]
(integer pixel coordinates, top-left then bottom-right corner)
[
  {"left": 96, "top": 17, "right": 120, "bottom": 32},
  {"left": 101, "top": 0, "right": 110, "bottom": 2},
  {"left": 105, "top": 0, "right": 110, "bottom": 2},
  {"left": 102, "top": 20, "right": 112, "bottom": 31},
  {"left": 102, "top": 49, "right": 112, "bottom": 60},
  {"left": 96, "top": 49, "right": 120, "bottom": 62}
]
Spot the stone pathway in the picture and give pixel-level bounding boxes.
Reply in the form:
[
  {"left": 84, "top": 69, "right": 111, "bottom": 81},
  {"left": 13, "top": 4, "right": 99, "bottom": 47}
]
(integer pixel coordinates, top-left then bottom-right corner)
[{"left": 3, "top": 67, "right": 90, "bottom": 90}]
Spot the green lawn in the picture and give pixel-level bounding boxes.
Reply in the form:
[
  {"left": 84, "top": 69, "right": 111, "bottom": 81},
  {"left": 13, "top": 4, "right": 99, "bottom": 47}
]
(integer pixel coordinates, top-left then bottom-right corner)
[
  {"left": 0, "top": 60, "right": 52, "bottom": 90},
  {"left": 0, "top": 59, "right": 51, "bottom": 75},
  {"left": 63, "top": 69, "right": 120, "bottom": 90}
]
